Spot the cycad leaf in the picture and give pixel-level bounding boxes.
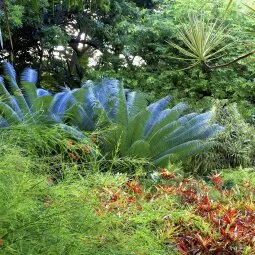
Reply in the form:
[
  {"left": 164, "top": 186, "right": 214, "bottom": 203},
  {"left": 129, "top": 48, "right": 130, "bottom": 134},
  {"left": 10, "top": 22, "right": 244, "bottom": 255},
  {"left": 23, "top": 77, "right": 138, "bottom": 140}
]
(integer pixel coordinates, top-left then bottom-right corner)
[
  {"left": 148, "top": 121, "right": 181, "bottom": 145},
  {"left": 126, "top": 91, "right": 148, "bottom": 120},
  {"left": 32, "top": 96, "right": 54, "bottom": 123},
  {"left": 3, "top": 63, "right": 31, "bottom": 118},
  {"left": 124, "top": 109, "right": 152, "bottom": 152},
  {"left": 114, "top": 84, "right": 128, "bottom": 126},
  {"left": 58, "top": 123, "right": 86, "bottom": 139},
  {"left": 151, "top": 115, "right": 213, "bottom": 157},
  {"left": 0, "top": 76, "right": 11, "bottom": 100},
  {"left": 153, "top": 140, "right": 214, "bottom": 167},
  {"left": 84, "top": 86, "right": 106, "bottom": 123},
  {"left": 10, "top": 97, "right": 23, "bottom": 119},
  {"left": 0, "top": 102, "right": 21, "bottom": 124},
  {"left": 21, "top": 68, "right": 38, "bottom": 84},
  {"left": 125, "top": 139, "right": 150, "bottom": 158},
  {"left": 64, "top": 104, "right": 95, "bottom": 130},
  {"left": 21, "top": 68, "right": 38, "bottom": 107},
  {"left": 145, "top": 102, "right": 188, "bottom": 138},
  {"left": 50, "top": 91, "right": 75, "bottom": 120},
  {"left": 147, "top": 96, "right": 173, "bottom": 113},
  {"left": 197, "top": 124, "right": 224, "bottom": 139},
  {"left": 178, "top": 113, "right": 198, "bottom": 124},
  {"left": 182, "top": 112, "right": 212, "bottom": 127},
  {"left": 0, "top": 117, "right": 8, "bottom": 128},
  {"left": 3, "top": 62, "right": 16, "bottom": 81},
  {"left": 145, "top": 96, "right": 173, "bottom": 134},
  {"left": 37, "top": 88, "right": 52, "bottom": 97}
]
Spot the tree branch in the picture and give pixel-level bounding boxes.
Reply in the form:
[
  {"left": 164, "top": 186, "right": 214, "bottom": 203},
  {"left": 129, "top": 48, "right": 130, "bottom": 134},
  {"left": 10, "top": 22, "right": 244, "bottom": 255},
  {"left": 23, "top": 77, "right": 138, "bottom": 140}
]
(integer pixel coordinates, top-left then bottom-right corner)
[
  {"left": 206, "top": 50, "right": 255, "bottom": 70},
  {"left": 2, "top": 0, "right": 14, "bottom": 56}
]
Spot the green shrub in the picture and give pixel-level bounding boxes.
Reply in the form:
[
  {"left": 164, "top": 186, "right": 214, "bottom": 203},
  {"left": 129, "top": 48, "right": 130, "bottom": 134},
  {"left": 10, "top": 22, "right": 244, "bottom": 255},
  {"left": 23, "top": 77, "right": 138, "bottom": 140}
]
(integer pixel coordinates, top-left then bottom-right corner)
[{"left": 185, "top": 100, "right": 255, "bottom": 174}]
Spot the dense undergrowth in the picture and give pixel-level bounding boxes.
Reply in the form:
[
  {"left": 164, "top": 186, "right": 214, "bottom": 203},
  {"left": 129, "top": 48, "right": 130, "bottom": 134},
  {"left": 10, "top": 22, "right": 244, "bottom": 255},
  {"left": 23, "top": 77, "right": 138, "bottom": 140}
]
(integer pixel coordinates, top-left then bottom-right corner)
[
  {"left": 0, "top": 1, "right": 254, "bottom": 254},
  {"left": 0, "top": 64, "right": 254, "bottom": 255},
  {"left": 1, "top": 138, "right": 255, "bottom": 255}
]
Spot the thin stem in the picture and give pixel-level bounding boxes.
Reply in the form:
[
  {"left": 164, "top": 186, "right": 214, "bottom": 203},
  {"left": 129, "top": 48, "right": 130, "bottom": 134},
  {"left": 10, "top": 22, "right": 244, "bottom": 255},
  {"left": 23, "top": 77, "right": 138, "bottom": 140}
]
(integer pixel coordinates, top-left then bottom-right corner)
[{"left": 205, "top": 50, "right": 255, "bottom": 70}]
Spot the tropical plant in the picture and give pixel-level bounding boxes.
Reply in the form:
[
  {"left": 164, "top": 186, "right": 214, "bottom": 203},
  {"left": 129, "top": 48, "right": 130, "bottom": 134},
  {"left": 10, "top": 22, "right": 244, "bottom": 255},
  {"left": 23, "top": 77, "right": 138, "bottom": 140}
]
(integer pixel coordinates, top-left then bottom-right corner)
[
  {"left": 168, "top": 15, "right": 232, "bottom": 71},
  {"left": 0, "top": 62, "right": 107, "bottom": 131},
  {"left": 83, "top": 80, "right": 223, "bottom": 167},
  {"left": 0, "top": 63, "right": 223, "bottom": 167},
  {"left": 168, "top": 14, "right": 255, "bottom": 72},
  {"left": 0, "top": 62, "right": 89, "bottom": 140},
  {"left": 0, "top": 62, "right": 52, "bottom": 125},
  {"left": 185, "top": 101, "right": 255, "bottom": 174}
]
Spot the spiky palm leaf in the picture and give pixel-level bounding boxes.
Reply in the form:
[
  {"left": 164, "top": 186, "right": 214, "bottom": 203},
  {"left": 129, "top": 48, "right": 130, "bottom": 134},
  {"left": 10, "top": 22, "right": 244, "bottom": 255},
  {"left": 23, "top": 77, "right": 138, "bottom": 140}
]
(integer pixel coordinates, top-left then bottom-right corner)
[
  {"left": 0, "top": 62, "right": 56, "bottom": 125},
  {"left": 0, "top": 28, "right": 3, "bottom": 49},
  {"left": 168, "top": 15, "right": 232, "bottom": 69},
  {"left": 20, "top": 68, "right": 38, "bottom": 108}
]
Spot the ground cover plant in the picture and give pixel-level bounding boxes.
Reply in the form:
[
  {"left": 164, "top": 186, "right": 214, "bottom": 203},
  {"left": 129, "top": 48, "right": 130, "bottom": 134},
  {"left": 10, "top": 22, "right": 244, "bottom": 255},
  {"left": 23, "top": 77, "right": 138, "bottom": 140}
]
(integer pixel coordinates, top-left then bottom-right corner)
[{"left": 1, "top": 141, "right": 255, "bottom": 255}]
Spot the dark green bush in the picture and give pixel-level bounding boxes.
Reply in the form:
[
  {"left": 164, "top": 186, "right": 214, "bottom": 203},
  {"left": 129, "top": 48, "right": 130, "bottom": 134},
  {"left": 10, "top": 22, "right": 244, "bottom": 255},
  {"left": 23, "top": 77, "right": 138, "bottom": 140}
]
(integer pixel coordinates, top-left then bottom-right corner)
[{"left": 184, "top": 100, "right": 255, "bottom": 175}]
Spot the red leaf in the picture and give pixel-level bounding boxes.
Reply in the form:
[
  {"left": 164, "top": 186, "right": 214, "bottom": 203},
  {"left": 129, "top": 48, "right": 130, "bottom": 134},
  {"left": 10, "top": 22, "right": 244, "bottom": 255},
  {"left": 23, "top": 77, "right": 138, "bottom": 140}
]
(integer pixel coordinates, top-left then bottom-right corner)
[{"left": 126, "top": 180, "right": 143, "bottom": 194}]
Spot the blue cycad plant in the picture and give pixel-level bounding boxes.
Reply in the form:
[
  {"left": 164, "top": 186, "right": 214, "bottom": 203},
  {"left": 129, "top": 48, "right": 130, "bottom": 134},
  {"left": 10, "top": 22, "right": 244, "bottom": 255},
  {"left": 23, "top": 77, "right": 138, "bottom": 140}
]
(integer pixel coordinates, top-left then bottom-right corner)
[
  {"left": 68, "top": 78, "right": 223, "bottom": 167},
  {"left": 0, "top": 62, "right": 85, "bottom": 139},
  {"left": 0, "top": 62, "right": 223, "bottom": 166},
  {"left": 95, "top": 82, "right": 224, "bottom": 166}
]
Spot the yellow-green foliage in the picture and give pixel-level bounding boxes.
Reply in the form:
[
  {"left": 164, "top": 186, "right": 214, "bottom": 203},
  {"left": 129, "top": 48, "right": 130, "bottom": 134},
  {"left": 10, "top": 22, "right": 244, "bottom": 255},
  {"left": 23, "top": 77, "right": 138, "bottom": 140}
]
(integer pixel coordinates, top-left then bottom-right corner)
[{"left": 0, "top": 144, "right": 172, "bottom": 255}]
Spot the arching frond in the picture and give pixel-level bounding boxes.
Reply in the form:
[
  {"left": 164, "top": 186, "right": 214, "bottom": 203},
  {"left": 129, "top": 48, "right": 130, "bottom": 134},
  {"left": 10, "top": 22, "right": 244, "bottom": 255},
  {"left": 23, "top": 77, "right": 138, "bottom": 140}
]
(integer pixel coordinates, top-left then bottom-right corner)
[
  {"left": 0, "top": 102, "right": 22, "bottom": 124},
  {"left": 126, "top": 91, "right": 148, "bottom": 121},
  {"left": 21, "top": 68, "right": 38, "bottom": 108},
  {"left": 37, "top": 89, "right": 52, "bottom": 97}
]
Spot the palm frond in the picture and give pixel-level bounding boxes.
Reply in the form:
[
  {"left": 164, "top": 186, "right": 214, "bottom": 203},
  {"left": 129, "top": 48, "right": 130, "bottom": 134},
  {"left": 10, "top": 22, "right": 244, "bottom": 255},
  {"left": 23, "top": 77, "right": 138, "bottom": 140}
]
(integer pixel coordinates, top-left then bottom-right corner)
[
  {"left": 0, "top": 102, "right": 22, "bottom": 124},
  {"left": 153, "top": 140, "right": 214, "bottom": 166},
  {"left": 168, "top": 15, "right": 231, "bottom": 69},
  {"left": 126, "top": 91, "right": 148, "bottom": 121},
  {"left": 36, "top": 89, "right": 52, "bottom": 97},
  {"left": 21, "top": 68, "right": 38, "bottom": 108}
]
